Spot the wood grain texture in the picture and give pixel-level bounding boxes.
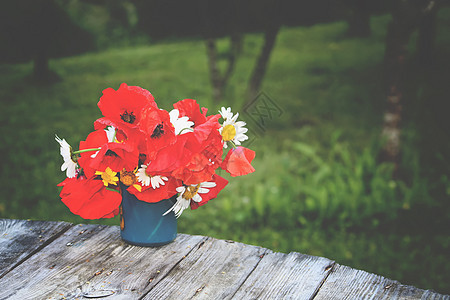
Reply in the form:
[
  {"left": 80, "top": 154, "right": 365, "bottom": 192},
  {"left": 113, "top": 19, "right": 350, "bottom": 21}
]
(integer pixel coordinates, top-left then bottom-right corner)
[
  {"left": 0, "top": 219, "right": 448, "bottom": 300},
  {"left": 0, "top": 223, "right": 116, "bottom": 299},
  {"left": 143, "top": 238, "right": 267, "bottom": 299},
  {"left": 232, "top": 251, "right": 334, "bottom": 300},
  {"left": 0, "top": 218, "right": 71, "bottom": 278},
  {"left": 62, "top": 233, "right": 206, "bottom": 299},
  {"left": 314, "top": 264, "right": 449, "bottom": 300},
  {"left": 0, "top": 224, "right": 205, "bottom": 300}
]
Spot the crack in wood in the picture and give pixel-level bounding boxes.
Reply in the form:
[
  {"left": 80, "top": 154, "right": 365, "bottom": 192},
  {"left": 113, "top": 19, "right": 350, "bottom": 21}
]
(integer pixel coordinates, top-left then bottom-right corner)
[
  {"left": 227, "top": 248, "right": 270, "bottom": 299},
  {"left": 138, "top": 236, "right": 210, "bottom": 300},
  {"left": 193, "top": 284, "right": 206, "bottom": 297},
  {"left": 197, "top": 240, "right": 205, "bottom": 249},
  {"left": 309, "top": 261, "right": 336, "bottom": 300}
]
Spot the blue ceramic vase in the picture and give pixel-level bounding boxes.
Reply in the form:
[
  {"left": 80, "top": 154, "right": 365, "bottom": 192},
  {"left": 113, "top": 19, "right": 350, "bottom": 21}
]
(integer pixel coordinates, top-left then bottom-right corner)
[{"left": 120, "top": 186, "right": 177, "bottom": 247}]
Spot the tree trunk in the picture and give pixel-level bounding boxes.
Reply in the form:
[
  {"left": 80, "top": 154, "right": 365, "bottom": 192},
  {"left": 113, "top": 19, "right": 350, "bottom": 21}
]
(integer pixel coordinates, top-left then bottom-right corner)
[
  {"left": 246, "top": 25, "right": 280, "bottom": 103},
  {"left": 205, "top": 34, "right": 242, "bottom": 103},
  {"left": 381, "top": 3, "right": 412, "bottom": 174},
  {"left": 206, "top": 39, "right": 223, "bottom": 103},
  {"left": 380, "top": 0, "right": 437, "bottom": 175}
]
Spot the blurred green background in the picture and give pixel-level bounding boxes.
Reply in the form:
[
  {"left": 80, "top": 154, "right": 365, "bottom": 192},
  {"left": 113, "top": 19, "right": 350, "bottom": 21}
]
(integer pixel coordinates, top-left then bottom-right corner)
[{"left": 1, "top": 0, "right": 449, "bottom": 294}]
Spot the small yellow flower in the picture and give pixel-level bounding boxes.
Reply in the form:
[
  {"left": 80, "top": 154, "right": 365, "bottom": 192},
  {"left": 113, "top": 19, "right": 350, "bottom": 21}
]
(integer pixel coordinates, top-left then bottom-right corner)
[{"left": 95, "top": 167, "right": 119, "bottom": 186}]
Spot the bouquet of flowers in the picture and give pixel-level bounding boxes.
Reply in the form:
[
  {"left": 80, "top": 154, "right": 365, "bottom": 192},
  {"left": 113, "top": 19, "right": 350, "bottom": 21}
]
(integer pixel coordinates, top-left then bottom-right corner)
[{"left": 56, "top": 83, "right": 255, "bottom": 219}]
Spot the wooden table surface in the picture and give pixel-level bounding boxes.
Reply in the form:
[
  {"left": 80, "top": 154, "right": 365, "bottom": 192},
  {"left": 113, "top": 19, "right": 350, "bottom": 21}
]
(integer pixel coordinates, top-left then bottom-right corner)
[{"left": 0, "top": 219, "right": 448, "bottom": 300}]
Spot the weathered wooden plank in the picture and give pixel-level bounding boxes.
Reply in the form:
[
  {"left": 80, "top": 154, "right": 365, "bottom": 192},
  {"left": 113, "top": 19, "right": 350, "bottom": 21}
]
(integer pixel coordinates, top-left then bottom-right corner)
[
  {"left": 142, "top": 238, "right": 267, "bottom": 299},
  {"left": 61, "top": 233, "right": 206, "bottom": 299},
  {"left": 0, "top": 223, "right": 116, "bottom": 299},
  {"left": 0, "top": 222, "right": 205, "bottom": 300},
  {"left": 0, "top": 218, "right": 72, "bottom": 278},
  {"left": 232, "top": 251, "right": 334, "bottom": 300},
  {"left": 1, "top": 219, "right": 448, "bottom": 300},
  {"left": 314, "top": 264, "right": 450, "bottom": 300}
]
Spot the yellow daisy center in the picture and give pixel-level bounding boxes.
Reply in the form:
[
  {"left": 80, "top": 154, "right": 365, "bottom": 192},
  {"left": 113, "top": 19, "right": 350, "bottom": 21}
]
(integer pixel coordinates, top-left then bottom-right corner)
[
  {"left": 221, "top": 124, "right": 236, "bottom": 142},
  {"left": 120, "top": 170, "right": 137, "bottom": 186},
  {"left": 182, "top": 184, "right": 200, "bottom": 200},
  {"left": 95, "top": 167, "right": 119, "bottom": 186}
]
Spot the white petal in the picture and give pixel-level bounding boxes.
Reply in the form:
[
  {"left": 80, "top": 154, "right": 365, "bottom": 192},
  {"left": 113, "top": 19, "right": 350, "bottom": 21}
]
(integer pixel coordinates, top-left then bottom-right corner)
[
  {"left": 169, "top": 109, "right": 194, "bottom": 135},
  {"left": 219, "top": 107, "right": 233, "bottom": 120},
  {"left": 192, "top": 194, "right": 202, "bottom": 203},
  {"left": 201, "top": 182, "right": 216, "bottom": 188},
  {"left": 197, "top": 187, "right": 209, "bottom": 194},
  {"left": 66, "top": 163, "right": 77, "bottom": 178},
  {"left": 105, "top": 126, "right": 116, "bottom": 142},
  {"left": 176, "top": 186, "right": 186, "bottom": 193},
  {"left": 237, "top": 127, "right": 248, "bottom": 134},
  {"left": 231, "top": 112, "right": 239, "bottom": 123},
  {"left": 150, "top": 176, "right": 166, "bottom": 189},
  {"left": 164, "top": 196, "right": 191, "bottom": 218},
  {"left": 235, "top": 121, "right": 246, "bottom": 128},
  {"left": 136, "top": 166, "right": 151, "bottom": 186},
  {"left": 169, "top": 109, "right": 180, "bottom": 122}
]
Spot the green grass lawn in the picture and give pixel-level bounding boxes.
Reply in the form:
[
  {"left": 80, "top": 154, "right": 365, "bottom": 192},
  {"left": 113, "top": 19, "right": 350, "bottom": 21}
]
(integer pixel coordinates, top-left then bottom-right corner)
[{"left": 1, "top": 12, "right": 449, "bottom": 294}]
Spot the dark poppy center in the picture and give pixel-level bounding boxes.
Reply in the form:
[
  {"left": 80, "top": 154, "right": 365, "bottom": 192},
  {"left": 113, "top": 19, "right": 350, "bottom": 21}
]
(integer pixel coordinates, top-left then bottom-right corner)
[
  {"left": 151, "top": 123, "right": 164, "bottom": 138},
  {"left": 120, "top": 110, "right": 136, "bottom": 124},
  {"left": 105, "top": 150, "right": 119, "bottom": 157}
]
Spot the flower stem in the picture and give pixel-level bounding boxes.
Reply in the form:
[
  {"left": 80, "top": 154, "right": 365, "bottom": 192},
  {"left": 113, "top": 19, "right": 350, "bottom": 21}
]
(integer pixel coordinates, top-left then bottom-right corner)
[
  {"left": 229, "top": 140, "right": 237, "bottom": 149},
  {"left": 112, "top": 128, "right": 117, "bottom": 142},
  {"left": 178, "top": 127, "right": 194, "bottom": 135},
  {"left": 106, "top": 187, "right": 120, "bottom": 193},
  {"left": 73, "top": 148, "right": 101, "bottom": 154}
]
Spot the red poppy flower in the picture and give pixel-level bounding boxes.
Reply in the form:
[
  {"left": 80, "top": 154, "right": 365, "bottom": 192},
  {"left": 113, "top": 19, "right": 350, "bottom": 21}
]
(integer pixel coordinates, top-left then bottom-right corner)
[
  {"left": 97, "top": 83, "right": 157, "bottom": 131},
  {"left": 221, "top": 146, "right": 255, "bottom": 177},
  {"left": 58, "top": 176, "right": 121, "bottom": 219},
  {"left": 193, "top": 115, "right": 223, "bottom": 165},
  {"left": 173, "top": 99, "right": 208, "bottom": 127},
  {"left": 143, "top": 132, "right": 192, "bottom": 176},
  {"left": 171, "top": 117, "right": 223, "bottom": 184},
  {"left": 191, "top": 114, "right": 221, "bottom": 144},
  {"left": 190, "top": 174, "right": 228, "bottom": 210},
  {"left": 77, "top": 129, "right": 139, "bottom": 177},
  {"left": 139, "top": 105, "right": 176, "bottom": 160},
  {"left": 172, "top": 152, "right": 217, "bottom": 185}
]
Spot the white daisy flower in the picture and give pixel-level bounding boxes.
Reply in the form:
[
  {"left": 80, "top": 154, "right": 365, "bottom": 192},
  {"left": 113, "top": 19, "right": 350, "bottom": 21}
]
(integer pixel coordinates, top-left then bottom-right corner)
[
  {"left": 55, "top": 135, "right": 78, "bottom": 178},
  {"left": 136, "top": 164, "right": 168, "bottom": 189},
  {"left": 219, "top": 109, "right": 248, "bottom": 148},
  {"left": 164, "top": 181, "right": 216, "bottom": 218},
  {"left": 219, "top": 107, "right": 233, "bottom": 121},
  {"left": 169, "top": 109, "right": 194, "bottom": 135}
]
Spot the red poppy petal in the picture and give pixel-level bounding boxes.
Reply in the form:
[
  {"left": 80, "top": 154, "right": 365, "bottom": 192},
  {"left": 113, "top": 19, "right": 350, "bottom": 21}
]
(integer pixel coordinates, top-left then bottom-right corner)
[
  {"left": 173, "top": 99, "right": 207, "bottom": 126},
  {"left": 59, "top": 177, "right": 121, "bottom": 219},
  {"left": 222, "top": 147, "right": 255, "bottom": 177},
  {"left": 190, "top": 174, "right": 228, "bottom": 210}
]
